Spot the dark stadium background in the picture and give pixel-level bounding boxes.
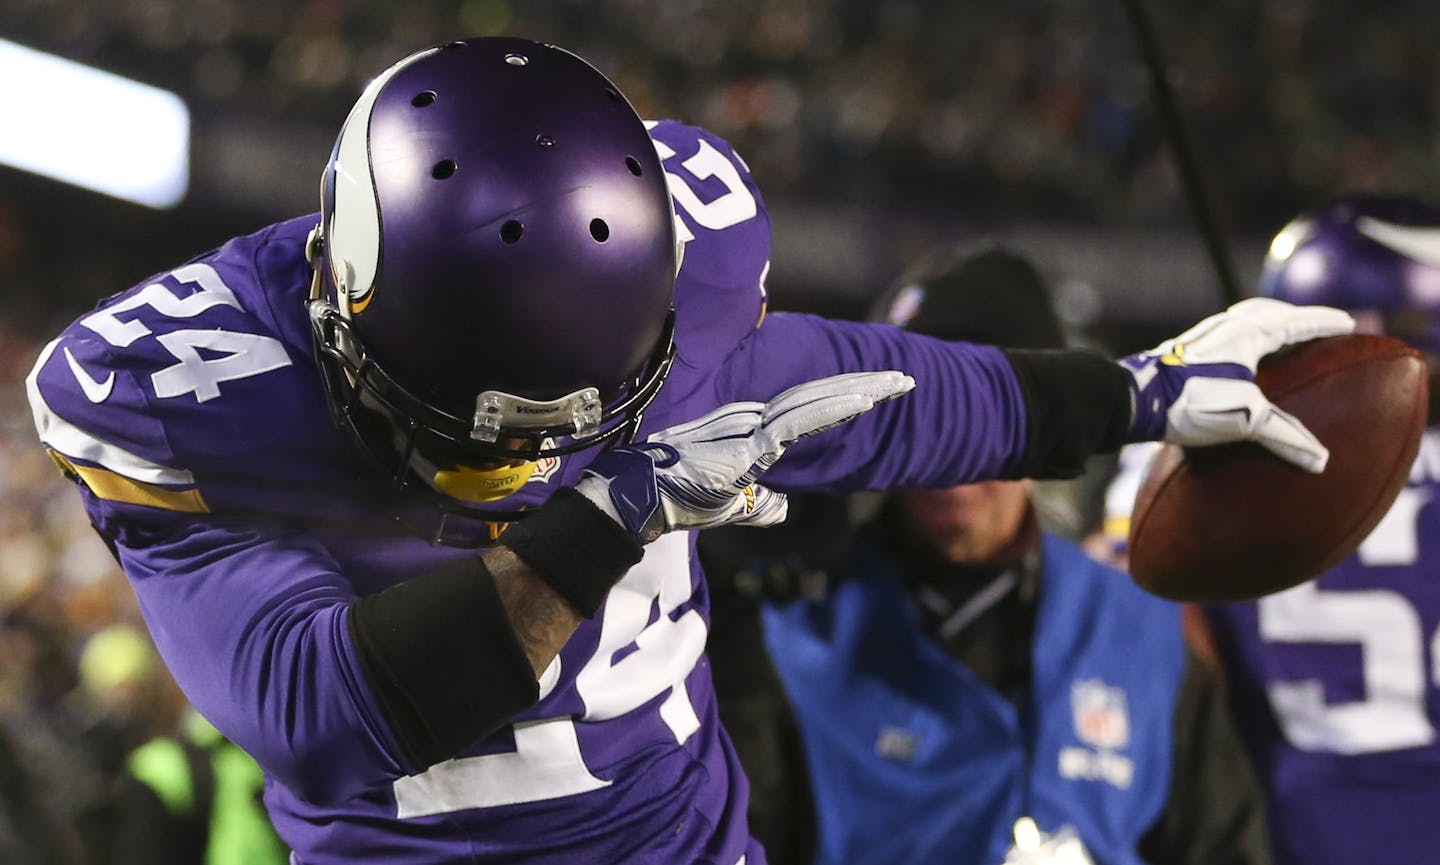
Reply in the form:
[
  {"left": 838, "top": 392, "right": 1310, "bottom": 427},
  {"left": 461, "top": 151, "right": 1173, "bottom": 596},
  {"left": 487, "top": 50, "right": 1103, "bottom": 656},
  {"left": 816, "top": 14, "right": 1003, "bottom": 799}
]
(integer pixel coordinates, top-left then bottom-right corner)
[{"left": 3, "top": 0, "right": 1435, "bottom": 341}]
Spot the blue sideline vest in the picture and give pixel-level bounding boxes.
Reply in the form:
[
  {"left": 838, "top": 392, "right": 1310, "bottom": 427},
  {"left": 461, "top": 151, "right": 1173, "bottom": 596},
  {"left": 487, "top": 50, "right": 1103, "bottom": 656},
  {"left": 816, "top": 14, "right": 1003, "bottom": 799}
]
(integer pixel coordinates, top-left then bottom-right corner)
[{"left": 762, "top": 532, "right": 1186, "bottom": 865}]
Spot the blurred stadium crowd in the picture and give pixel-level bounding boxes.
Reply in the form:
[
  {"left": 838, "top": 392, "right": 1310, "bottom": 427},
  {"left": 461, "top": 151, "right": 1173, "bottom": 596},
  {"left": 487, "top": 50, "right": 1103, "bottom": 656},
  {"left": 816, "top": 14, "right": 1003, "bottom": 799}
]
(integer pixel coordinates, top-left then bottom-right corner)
[
  {"left": 1, "top": 0, "right": 1439, "bottom": 325},
  {"left": 0, "top": 0, "right": 1436, "bottom": 861},
  {"left": 3, "top": 0, "right": 1437, "bottom": 229}
]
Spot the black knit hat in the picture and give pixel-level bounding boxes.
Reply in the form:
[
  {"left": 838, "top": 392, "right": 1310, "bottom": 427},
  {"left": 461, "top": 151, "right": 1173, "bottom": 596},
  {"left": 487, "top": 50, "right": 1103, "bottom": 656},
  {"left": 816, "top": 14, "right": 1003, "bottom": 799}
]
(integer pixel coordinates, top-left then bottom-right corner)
[{"left": 871, "top": 242, "right": 1067, "bottom": 350}]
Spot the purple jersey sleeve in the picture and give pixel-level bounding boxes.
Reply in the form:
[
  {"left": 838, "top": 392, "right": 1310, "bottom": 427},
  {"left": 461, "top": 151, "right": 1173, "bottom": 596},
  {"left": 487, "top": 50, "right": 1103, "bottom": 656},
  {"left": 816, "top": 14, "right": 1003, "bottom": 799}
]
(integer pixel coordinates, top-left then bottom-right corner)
[
  {"left": 713, "top": 311, "right": 1030, "bottom": 491},
  {"left": 109, "top": 510, "right": 408, "bottom": 803}
]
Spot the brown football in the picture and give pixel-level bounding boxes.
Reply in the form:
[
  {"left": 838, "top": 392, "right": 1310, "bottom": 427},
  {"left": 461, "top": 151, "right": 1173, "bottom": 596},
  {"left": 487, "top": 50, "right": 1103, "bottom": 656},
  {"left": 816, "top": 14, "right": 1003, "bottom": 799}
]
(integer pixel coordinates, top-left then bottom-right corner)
[{"left": 1128, "top": 333, "right": 1428, "bottom": 602}]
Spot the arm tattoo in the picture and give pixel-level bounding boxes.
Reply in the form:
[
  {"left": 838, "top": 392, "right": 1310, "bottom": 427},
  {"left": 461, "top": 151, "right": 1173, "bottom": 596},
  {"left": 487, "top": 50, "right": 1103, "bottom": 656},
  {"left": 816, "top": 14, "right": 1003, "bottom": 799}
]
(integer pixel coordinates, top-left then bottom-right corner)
[{"left": 483, "top": 545, "right": 583, "bottom": 677}]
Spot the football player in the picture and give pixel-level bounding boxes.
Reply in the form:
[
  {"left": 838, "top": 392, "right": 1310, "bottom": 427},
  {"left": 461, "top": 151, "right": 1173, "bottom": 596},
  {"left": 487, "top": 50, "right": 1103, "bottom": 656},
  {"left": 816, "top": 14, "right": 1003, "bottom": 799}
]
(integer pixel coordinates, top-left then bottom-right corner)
[
  {"left": 1198, "top": 195, "right": 1440, "bottom": 865},
  {"left": 1215, "top": 195, "right": 1440, "bottom": 863},
  {"left": 27, "top": 37, "right": 1352, "bottom": 865}
]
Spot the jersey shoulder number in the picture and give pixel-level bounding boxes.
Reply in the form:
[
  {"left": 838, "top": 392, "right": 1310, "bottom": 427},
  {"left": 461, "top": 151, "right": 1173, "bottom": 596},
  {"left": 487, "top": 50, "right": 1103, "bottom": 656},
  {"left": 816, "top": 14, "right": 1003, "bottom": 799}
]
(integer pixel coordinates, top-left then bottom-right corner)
[
  {"left": 646, "top": 119, "right": 770, "bottom": 363},
  {"left": 28, "top": 260, "right": 297, "bottom": 515}
]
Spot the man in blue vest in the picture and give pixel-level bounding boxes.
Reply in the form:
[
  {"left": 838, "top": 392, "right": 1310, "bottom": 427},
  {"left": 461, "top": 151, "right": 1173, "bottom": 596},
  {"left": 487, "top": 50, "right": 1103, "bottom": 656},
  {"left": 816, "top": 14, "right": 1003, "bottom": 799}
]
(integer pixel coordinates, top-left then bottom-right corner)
[{"left": 753, "top": 245, "right": 1272, "bottom": 865}]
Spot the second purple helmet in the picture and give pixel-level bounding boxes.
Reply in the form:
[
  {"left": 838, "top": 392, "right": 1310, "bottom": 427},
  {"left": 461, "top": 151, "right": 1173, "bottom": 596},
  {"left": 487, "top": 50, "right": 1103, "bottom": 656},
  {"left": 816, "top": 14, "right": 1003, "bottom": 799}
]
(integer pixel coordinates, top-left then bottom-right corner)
[
  {"left": 1261, "top": 194, "right": 1440, "bottom": 362},
  {"left": 308, "top": 37, "right": 679, "bottom": 506}
]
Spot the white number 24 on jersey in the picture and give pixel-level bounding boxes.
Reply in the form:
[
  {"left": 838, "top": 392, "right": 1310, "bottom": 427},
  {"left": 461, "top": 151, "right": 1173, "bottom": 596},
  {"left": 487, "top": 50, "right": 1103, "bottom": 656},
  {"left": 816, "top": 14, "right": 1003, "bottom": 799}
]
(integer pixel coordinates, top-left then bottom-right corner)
[{"left": 76, "top": 263, "right": 291, "bottom": 403}]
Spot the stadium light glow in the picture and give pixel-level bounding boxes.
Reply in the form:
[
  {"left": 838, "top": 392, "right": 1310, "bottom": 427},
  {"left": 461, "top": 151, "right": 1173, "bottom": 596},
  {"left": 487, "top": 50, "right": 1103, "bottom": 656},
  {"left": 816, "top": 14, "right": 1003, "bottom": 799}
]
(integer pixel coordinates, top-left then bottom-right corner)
[{"left": 0, "top": 38, "right": 189, "bottom": 208}]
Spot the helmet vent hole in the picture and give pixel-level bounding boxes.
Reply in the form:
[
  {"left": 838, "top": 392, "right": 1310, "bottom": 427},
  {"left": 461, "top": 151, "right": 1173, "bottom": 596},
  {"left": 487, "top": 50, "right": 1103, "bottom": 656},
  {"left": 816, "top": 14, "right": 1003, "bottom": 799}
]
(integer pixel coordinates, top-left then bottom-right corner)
[
  {"left": 505, "top": 53, "right": 528, "bottom": 67},
  {"left": 625, "top": 156, "right": 643, "bottom": 176},
  {"left": 535, "top": 133, "right": 555, "bottom": 147},
  {"left": 501, "top": 220, "right": 524, "bottom": 244},
  {"left": 589, "top": 219, "right": 610, "bottom": 243},
  {"left": 431, "top": 159, "right": 457, "bottom": 179},
  {"left": 604, "top": 88, "right": 622, "bottom": 104},
  {"left": 412, "top": 91, "right": 437, "bottom": 107},
  {"left": 443, "top": 41, "right": 467, "bottom": 50}
]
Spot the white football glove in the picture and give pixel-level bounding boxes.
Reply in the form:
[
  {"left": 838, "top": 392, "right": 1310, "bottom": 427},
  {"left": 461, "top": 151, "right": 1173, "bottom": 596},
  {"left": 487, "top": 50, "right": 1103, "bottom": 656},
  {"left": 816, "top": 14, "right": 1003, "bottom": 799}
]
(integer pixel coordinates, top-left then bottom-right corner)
[
  {"left": 576, "top": 371, "right": 916, "bottom": 543},
  {"left": 1119, "top": 297, "right": 1355, "bottom": 473}
]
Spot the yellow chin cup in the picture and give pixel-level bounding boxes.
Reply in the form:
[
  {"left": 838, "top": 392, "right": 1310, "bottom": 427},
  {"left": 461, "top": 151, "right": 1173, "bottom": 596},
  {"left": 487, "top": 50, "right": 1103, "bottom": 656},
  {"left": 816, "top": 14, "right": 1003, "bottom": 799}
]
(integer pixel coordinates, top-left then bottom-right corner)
[{"left": 432, "top": 461, "right": 538, "bottom": 503}]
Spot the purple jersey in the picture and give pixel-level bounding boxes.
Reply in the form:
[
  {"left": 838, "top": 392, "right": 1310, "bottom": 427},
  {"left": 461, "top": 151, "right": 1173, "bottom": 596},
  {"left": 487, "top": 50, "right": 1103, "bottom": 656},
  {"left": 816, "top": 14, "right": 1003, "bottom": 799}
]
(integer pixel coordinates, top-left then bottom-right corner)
[
  {"left": 1205, "top": 427, "right": 1440, "bottom": 865},
  {"left": 1109, "top": 436, "right": 1440, "bottom": 865},
  {"left": 27, "top": 121, "right": 1029, "bottom": 865}
]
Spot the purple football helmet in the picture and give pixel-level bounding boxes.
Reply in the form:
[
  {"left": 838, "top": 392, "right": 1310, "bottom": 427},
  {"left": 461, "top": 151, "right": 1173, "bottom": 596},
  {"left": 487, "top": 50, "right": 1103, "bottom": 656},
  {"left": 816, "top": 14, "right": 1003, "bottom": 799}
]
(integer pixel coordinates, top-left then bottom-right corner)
[
  {"left": 1260, "top": 194, "right": 1440, "bottom": 362},
  {"left": 307, "top": 38, "right": 678, "bottom": 512}
]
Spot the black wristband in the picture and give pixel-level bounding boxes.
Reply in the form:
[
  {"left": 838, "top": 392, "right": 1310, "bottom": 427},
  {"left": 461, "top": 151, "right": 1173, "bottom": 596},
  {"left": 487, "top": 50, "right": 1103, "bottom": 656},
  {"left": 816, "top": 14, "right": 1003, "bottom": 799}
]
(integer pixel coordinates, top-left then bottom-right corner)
[
  {"left": 349, "top": 555, "right": 539, "bottom": 771},
  {"left": 500, "top": 487, "right": 645, "bottom": 618},
  {"left": 1001, "top": 347, "right": 1134, "bottom": 479}
]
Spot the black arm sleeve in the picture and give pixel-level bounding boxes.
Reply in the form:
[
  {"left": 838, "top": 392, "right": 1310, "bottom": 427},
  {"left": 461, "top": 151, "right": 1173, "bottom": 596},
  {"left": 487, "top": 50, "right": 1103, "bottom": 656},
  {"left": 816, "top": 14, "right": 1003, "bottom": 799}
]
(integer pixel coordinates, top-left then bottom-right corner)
[
  {"left": 349, "top": 554, "right": 539, "bottom": 771},
  {"left": 1138, "top": 652, "right": 1274, "bottom": 865},
  {"left": 499, "top": 487, "right": 644, "bottom": 619},
  {"left": 348, "top": 488, "right": 644, "bottom": 771},
  {"left": 1000, "top": 348, "right": 1134, "bottom": 479}
]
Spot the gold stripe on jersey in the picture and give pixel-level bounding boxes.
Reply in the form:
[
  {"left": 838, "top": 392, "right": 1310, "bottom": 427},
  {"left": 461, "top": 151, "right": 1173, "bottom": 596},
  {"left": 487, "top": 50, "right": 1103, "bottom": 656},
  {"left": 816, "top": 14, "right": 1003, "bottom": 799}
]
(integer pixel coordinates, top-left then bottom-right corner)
[{"left": 48, "top": 450, "right": 210, "bottom": 514}]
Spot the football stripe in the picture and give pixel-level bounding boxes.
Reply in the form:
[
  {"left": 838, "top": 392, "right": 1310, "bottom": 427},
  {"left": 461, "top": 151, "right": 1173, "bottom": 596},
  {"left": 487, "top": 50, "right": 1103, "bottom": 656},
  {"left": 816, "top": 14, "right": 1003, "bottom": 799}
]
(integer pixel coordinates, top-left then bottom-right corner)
[{"left": 48, "top": 450, "right": 209, "bottom": 513}]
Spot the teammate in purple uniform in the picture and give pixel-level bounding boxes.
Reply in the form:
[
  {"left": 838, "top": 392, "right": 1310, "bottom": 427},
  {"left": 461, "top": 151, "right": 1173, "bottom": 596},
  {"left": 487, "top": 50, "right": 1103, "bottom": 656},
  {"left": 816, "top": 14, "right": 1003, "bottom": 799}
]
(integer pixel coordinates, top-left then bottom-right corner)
[
  {"left": 26, "top": 37, "right": 1353, "bottom": 865},
  {"left": 1197, "top": 195, "right": 1440, "bottom": 865}
]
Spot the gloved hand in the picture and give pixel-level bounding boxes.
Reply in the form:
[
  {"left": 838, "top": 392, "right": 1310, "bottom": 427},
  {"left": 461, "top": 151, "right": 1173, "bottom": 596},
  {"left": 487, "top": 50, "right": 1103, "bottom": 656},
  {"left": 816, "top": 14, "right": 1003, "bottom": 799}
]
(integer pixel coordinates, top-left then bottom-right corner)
[
  {"left": 576, "top": 371, "right": 915, "bottom": 543},
  {"left": 1120, "top": 297, "right": 1355, "bottom": 473}
]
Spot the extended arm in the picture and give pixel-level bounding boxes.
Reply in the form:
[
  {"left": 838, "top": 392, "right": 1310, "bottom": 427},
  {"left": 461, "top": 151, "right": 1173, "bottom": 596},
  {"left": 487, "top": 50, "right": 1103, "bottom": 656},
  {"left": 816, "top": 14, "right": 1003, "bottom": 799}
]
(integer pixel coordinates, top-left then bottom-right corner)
[
  {"left": 716, "top": 312, "right": 1133, "bottom": 490},
  {"left": 719, "top": 299, "right": 1354, "bottom": 493}
]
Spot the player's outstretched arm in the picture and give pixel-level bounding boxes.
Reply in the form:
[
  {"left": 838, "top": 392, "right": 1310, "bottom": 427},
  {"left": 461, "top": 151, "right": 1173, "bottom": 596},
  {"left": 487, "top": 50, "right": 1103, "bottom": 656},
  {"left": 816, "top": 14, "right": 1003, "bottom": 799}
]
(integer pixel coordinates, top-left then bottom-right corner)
[
  {"left": 351, "top": 372, "right": 913, "bottom": 768},
  {"left": 716, "top": 300, "right": 1352, "bottom": 495}
]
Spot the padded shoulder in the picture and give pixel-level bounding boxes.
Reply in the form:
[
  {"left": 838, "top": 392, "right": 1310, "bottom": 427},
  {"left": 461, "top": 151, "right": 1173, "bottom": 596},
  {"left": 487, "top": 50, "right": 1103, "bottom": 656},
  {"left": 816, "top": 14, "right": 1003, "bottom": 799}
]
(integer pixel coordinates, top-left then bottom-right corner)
[
  {"left": 27, "top": 220, "right": 346, "bottom": 519},
  {"left": 646, "top": 120, "right": 771, "bottom": 368}
]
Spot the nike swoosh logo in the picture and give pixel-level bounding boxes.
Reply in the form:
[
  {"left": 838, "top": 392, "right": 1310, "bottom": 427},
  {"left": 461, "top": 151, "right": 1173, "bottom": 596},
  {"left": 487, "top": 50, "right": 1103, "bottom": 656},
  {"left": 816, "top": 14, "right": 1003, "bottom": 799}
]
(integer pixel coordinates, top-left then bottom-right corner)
[
  {"left": 1356, "top": 217, "right": 1440, "bottom": 269},
  {"left": 63, "top": 346, "right": 115, "bottom": 403}
]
